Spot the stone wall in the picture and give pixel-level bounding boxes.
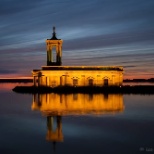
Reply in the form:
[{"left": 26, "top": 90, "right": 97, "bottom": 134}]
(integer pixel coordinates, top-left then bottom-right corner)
[{"left": 33, "top": 69, "right": 123, "bottom": 87}]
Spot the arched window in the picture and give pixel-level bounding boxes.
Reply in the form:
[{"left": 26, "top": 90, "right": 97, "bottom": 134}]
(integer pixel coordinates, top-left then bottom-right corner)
[
  {"left": 52, "top": 47, "right": 57, "bottom": 62},
  {"left": 73, "top": 79, "right": 78, "bottom": 86},
  {"left": 89, "top": 79, "right": 93, "bottom": 86},
  {"left": 104, "top": 79, "right": 108, "bottom": 86}
]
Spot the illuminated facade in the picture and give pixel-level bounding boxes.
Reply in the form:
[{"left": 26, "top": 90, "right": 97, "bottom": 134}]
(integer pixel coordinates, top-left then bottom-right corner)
[{"left": 32, "top": 27, "right": 123, "bottom": 87}]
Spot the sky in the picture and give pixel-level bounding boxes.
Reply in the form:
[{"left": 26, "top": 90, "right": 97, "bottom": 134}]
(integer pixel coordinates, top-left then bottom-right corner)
[{"left": 0, "top": 0, "right": 154, "bottom": 79}]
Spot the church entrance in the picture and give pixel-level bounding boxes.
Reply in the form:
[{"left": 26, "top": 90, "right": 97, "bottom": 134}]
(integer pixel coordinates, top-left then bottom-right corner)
[
  {"left": 104, "top": 79, "right": 108, "bottom": 86},
  {"left": 89, "top": 79, "right": 94, "bottom": 86},
  {"left": 73, "top": 79, "right": 78, "bottom": 86}
]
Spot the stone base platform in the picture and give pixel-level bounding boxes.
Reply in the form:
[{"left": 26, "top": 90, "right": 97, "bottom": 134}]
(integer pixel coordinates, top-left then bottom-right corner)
[{"left": 12, "top": 85, "right": 154, "bottom": 94}]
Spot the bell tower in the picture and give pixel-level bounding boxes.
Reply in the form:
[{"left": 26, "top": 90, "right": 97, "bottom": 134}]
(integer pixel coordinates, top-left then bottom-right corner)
[{"left": 46, "top": 27, "right": 63, "bottom": 66}]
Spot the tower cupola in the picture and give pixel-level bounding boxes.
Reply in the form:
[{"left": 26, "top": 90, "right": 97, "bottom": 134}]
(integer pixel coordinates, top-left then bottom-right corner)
[{"left": 46, "top": 27, "right": 63, "bottom": 66}]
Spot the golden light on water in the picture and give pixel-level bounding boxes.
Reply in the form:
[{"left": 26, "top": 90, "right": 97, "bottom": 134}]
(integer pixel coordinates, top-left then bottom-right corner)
[{"left": 32, "top": 93, "right": 124, "bottom": 116}]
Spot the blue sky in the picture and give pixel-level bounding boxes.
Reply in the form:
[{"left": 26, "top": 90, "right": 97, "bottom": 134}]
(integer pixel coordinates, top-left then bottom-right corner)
[{"left": 0, "top": 0, "right": 154, "bottom": 79}]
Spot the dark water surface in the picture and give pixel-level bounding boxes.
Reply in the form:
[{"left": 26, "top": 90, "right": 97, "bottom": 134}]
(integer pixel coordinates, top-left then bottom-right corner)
[{"left": 0, "top": 83, "right": 154, "bottom": 154}]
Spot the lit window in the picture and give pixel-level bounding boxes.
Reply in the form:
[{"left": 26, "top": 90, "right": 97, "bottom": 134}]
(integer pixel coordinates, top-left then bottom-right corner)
[
  {"left": 104, "top": 79, "right": 108, "bottom": 86},
  {"left": 73, "top": 79, "right": 78, "bottom": 86},
  {"left": 89, "top": 79, "right": 93, "bottom": 86}
]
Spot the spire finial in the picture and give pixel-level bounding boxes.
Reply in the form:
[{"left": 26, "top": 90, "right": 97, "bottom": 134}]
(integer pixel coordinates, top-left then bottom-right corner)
[
  {"left": 51, "top": 26, "right": 58, "bottom": 40},
  {"left": 53, "top": 26, "right": 55, "bottom": 33}
]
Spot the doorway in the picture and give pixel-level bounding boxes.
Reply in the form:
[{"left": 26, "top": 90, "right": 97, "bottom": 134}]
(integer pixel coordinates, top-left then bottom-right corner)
[
  {"left": 73, "top": 79, "right": 78, "bottom": 86},
  {"left": 89, "top": 79, "right": 94, "bottom": 86},
  {"left": 104, "top": 79, "right": 108, "bottom": 86}
]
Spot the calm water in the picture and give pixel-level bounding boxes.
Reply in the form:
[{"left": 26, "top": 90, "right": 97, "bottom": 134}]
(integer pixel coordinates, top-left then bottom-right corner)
[{"left": 0, "top": 83, "right": 154, "bottom": 154}]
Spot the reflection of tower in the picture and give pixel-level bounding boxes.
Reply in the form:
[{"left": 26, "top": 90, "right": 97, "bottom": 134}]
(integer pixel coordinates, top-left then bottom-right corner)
[{"left": 46, "top": 116, "right": 63, "bottom": 142}]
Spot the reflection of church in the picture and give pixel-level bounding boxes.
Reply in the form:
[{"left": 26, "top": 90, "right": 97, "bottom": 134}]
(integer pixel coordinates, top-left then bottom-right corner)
[
  {"left": 32, "top": 93, "right": 124, "bottom": 116},
  {"left": 32, "top": 93, "right": 124, "bottom": 144},
  {"left": 32, "top": 27, "right": 123, "bottom": 87}
]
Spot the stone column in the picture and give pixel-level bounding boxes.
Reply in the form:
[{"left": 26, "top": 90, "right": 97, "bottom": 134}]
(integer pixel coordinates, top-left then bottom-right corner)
[
  {"left": 47, "top": 51, "right": 49, "bottom": 65},
  {"left": 47, "top": 43, "right": 50, "bottom": 65},
  {"left": 59, "top": 46, "right": 62, "bottom": 64},
  {"left": 56, "top": 46, "right": 61, "bottom": 64},
  {"left": 46, "top": 77, "right": 48, "bottom": 86},
  {"left": 33, "top": 76, "right": 36, "bottom": 87},
  {"left": 65, "top": 75, "right": 67, "bottom": 86},
  {"left": 38, "top": 76, "right": 41, "bottom": 86},
  {"left": 119, "top": 73, "right": 123, "bottom": 86},
  {"left": 47, "top": 47, "right": 53, "bottom": 65},
  {"left": 47, "top": 50, "right": 50, "bottom": 65},
  {"left": 56, "top": 46, "right": 58, "bottom": 63},
  {"left": 50, "top": 48, "right": 52, "bottom": 62},
  {"left": 112, "top": 75, "right": 115, "bottom": 86}
]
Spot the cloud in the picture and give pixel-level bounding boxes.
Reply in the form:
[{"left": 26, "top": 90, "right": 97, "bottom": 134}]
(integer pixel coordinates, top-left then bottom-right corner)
[
  {"left": 124, "top": 66, "right": 136, "bottom": 68},
  {"left": 0, "top": 0, "right": 154, "bottom": 78},
  {"left": 0, "top": 0, "right": 42, "bottom": 15},
  {"left": 0, "top": 69, "right": 18, "bottom": 75},
  {"left": 63, "top": 31, "right": 154, "bottom": 51}
]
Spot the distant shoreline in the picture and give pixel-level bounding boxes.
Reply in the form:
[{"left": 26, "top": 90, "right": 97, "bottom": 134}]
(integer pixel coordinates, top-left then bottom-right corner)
[
  {"left": 0, "top": 79, "right": 33, "bottom": 83},
  {"left": 12, "top": 85, "right": 154, "bottom": 94},
  {"left": 123, "top": 78, "right": 154, "bottom": 82}
]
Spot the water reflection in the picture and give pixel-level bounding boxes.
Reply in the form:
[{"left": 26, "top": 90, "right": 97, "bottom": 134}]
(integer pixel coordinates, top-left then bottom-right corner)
[
  {"left": 46, "top": 116, "right": 63, "bottom": 151},
  {"left": 32, "top": 93, "right": 124, "bottom": 116},
  {"left": 32, "top": 93, "right": 124, "bottom": 146}
]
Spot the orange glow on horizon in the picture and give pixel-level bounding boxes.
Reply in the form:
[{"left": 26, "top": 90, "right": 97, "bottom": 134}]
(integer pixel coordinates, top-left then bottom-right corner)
[
  {"left": 0, "top": 76, "right": 33, "bottom": 79},
  {"left": 0, "top": 83, "right": 33, "bottom": 91},
  {"left": 123, "top": 75, "right": 154, "bottom": 80}
]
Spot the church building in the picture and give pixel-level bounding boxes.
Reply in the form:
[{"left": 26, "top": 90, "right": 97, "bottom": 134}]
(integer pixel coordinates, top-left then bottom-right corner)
[{"left": 32, "top": 27, "right": 123, "bottom": 87}]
